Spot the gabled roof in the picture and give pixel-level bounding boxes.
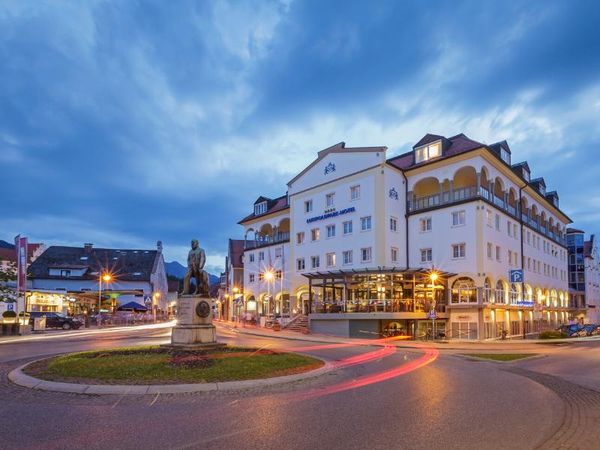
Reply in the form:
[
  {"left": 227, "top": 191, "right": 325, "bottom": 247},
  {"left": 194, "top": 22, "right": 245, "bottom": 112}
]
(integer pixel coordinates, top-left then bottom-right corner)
[
  {"left": 489, "top": 140, "right": 511, "bottom": 157},
  {"left": 566, "top": 228, "right": 585, "bottom": 234},
  {"left": 29, "top": 245, "right": 159, "bottom": 282},
  {"left": 287, "top": 141, "right": 387, "bottom": 187},
  {"left": 238, "top": 194, "right": 289, "bottom": 224},
  {"left": 412, "top": 133, "right": 450, "bottom": 149},
  {"left": 530, "top": 177, "right": 546, "bottom": 188},
  {"left": 228, "top": 239, "right": 245, "bottom": 268},
  {"left": 0, "top": 242, "right": 44, "bottom": 264}
]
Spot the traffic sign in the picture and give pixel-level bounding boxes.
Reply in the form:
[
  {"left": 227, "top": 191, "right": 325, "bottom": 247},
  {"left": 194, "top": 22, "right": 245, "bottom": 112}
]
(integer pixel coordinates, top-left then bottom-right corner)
[
  {"left": 509, "top": 269, "right": 524, "bottom": 283},
  {"left": 6, "top": 303, "right": 14, "bottom": 311},
  {"left": 428, "top": 309, "right": 437, "bottom": 320}
]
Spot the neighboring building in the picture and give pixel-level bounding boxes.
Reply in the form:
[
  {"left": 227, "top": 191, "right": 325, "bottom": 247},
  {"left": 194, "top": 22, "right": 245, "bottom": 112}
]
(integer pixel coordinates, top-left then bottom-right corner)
[
  {"left": 0, "top": 240, "right": 45, "bottom": 271},
  {"left": 566, "top": 229, "right": 600, "bottom": 323},
  {"left": 218, "top": 239, "right": 245, "bottom": 321},
  {"left": 236, "top": 133, "right": 572, "bottom": 339},
  {"left": 27, "top": 242, "right": 168, "bottom": 315}
]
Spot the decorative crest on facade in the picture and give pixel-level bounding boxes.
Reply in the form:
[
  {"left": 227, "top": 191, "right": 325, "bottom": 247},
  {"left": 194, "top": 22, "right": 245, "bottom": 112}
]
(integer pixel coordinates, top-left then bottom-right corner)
[
  {"left": 389, "top": 187, "right": 399, "bottom": 200},
  {"left": 324, "top": 162, "right": 336, "bottom": 175}
]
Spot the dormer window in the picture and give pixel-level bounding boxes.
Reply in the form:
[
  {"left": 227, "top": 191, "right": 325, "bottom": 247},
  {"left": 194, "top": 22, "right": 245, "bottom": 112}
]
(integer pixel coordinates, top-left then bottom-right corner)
[
  {"left": 523, "top": 169, "right": 530, "bottom": 182},
  {"left": 539, "top": 185, "right": 545, "bottom": 196},
  {"left": 501, "top": 147, "right": 511, "bottom": 164},
  {"left": 415, "top": 142, "right": 441, "bottom": 163},
  {"left": 254, "top": 201, "right": 267, "bottom": 215}
]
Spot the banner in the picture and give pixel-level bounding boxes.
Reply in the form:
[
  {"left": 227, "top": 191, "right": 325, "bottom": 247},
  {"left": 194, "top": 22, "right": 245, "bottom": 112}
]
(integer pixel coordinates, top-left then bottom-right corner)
[{"left": 15, "top": 235, "right": 28, "bottom": 293}]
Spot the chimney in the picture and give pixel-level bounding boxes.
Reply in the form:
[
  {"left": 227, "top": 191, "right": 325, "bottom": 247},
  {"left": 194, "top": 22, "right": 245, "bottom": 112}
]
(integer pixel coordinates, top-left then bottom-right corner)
[
  {"left": 84, "top": 243, "right": 93, "bottom": 253},
  {"left": 157, "top": 241, "right": 163, "bottom": 252}
]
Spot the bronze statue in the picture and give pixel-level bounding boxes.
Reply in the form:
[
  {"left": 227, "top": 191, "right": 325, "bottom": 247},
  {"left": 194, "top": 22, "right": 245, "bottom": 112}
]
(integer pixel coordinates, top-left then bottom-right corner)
[{"left": 182, "top": 239, "right": 209, "bottom": 296}]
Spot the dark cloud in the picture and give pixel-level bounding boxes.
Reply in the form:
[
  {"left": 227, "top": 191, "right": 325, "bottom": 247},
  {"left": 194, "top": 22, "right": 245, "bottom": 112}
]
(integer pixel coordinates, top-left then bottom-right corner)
[{"left": 1, "top": 0, "right": 600, "bottom": 270}]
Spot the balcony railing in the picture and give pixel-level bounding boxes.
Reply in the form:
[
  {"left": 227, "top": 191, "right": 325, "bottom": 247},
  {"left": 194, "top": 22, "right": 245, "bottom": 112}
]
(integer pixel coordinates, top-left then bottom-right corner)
[
  {"left": 245, "top": 232, "right": 290, "bottom": 249},
  {"left": 408, "top": 185, "right": 566, "bottom": 246}
]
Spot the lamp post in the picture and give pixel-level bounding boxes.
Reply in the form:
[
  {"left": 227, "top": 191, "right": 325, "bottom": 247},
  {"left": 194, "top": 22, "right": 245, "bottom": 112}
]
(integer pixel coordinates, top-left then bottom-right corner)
[
  {"left": 430, "top": 271, "right": 438, "bottom": 340},
  {"left": 153, "top": 292, "right": 160, "bottom": 323},
  {"left": 232, "top": 286, "right": 239, "bottom": 321},
  {"left": 264, "top": 270, "right": 274, "bottom": 318},
  {"left": 98, "top": 273, "right": 112, "bottom": 327}
]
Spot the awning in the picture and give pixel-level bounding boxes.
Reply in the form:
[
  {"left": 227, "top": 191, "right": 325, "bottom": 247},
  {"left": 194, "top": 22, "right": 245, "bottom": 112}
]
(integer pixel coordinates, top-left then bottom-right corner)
[{"left": 117, "top": 301, "right": 148, "bottom": 312}]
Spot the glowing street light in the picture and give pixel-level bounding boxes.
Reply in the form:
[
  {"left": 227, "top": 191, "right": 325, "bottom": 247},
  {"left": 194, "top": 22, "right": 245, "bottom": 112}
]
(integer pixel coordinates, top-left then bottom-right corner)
[
  {"left": 264, "top": 270, "right": 275, "bottom": 317},
  {"left": 98, "top": 272, "right": 113, "bottom": 326}
]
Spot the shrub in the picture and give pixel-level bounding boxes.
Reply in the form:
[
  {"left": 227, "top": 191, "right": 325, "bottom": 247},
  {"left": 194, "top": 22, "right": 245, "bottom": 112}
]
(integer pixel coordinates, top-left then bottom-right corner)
[
  {"left": 539, "top": 330, "right": 568, "bottom": 339},
  {"left": 2, "top": 310, "right": 17, "bottom": 318}
]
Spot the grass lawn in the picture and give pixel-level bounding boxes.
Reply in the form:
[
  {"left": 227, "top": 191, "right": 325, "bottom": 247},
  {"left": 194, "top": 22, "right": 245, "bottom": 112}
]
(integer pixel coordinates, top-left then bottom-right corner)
[
  {"left": 25, "top": 346, "right": 323, "bottom": 384},
  {"left": 464, "top": 353, "right": 538, "bottom": 362}
]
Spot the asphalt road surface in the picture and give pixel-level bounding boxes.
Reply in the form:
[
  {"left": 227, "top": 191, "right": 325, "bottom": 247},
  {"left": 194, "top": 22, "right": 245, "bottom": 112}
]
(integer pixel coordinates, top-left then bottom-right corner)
[{"left": 1, "top": 324, "right": 599, "bottom": 450}]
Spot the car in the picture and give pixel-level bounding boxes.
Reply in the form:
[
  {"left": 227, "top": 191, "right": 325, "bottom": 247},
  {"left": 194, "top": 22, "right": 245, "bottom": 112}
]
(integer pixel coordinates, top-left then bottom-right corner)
[{"left": 28, "top": 311, "right": 82, "bottom": 330}]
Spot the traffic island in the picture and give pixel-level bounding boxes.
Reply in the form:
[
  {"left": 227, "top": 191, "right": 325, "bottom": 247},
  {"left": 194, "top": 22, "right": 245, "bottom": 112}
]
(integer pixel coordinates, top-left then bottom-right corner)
[
  {"left": 10, "top": 346, "right": 330, "bottom": 395},
  {"left": 461, "top": 353, "right": 541, "bottom": 362}
]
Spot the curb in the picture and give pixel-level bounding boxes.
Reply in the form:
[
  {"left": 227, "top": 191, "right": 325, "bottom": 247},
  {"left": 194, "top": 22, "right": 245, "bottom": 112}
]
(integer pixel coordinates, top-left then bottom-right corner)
[
  {"left": 8, "top": 357, "right": 334, "bottom": 396},
  {"left": 455, "top": 353, "right": 548, "bottom": 364}
]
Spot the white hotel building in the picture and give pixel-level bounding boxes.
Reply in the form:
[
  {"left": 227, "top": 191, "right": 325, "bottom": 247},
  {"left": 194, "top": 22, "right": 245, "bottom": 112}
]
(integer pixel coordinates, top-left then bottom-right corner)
[{"left": 237, "top": 133, "right": 572, "bottom": 339}]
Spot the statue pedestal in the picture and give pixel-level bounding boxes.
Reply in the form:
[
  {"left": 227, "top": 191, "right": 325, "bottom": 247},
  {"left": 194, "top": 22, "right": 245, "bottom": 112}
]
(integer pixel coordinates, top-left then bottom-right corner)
[{"left": 163, "top": 296, "right": 225, "bottom": 351}]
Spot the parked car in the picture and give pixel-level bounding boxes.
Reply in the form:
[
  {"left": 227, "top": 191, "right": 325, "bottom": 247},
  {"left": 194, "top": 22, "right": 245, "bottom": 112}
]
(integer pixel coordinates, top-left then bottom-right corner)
[
  {"left": 29, "top": 312, "right": 83, "bottom": 330},
  {"left": 558, "top": 323, "right": 600, "bottom": 337}
]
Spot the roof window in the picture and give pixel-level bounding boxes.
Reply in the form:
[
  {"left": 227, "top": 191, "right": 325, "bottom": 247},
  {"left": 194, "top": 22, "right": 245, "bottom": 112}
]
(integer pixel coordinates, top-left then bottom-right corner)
[
  {"left": 254, "top": 201, "right": 268, "bottom": 215},
  {"left": 415, "top": 141, "right": 441, "bottom": 163}
]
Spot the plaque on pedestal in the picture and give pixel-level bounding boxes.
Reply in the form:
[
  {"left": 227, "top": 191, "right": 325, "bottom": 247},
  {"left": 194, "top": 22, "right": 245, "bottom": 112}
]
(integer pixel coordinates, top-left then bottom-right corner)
[{"left": 163, "top": 296, "right": 225, "bottom": 351}]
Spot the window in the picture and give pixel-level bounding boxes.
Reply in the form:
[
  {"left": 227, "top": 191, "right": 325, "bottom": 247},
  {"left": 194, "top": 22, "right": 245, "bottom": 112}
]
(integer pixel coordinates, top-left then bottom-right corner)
[
  {"left": 507, "top": 220, "right": 512, "bottom": 236},
  {"left": 452, "top": 210, "right": 465, "bottom": 226},
  {"left": 296, "top": 232, "right": 305, "bottom": 245},
  {"left": 390, "top": 216, "right": 398, "bottom": 232},
  {"left": 296, "top": 258, "right": 305, "bottom": 271},
  {"left": 254, "top": 202, "right": 267, "bottom": 215},
  {"left": 311, "top": 228, "right": 320, "bottom": 241},
  {"left": 343, "top": 220, "right": 353, "bottom": 235},
  {"left": 420, "top": 217, "right": 432, "bottom": 232},
  {"left": 452, "top": 243, "right": 466, "bottom": 259},
  {"left": 326, "top": 224, "right": 336, "bottom": 238},
  {"left": 259, "top": 251, "right": 265, "bottom": 261},
  {"left": 326, "top": 193, "right": 335, "bottom": 207},
  {"left": 360, "top": 216, "right": 372, "bottom": 231},
  {"left": 415, "top": 142, "right": 441, "bottom": 163},
  {"left": 311, "top": 256, "right": 320, "bottom": 269},
  {"left": 391, "top": 247, "right": 398, "bottom": 262},
  {"left": 249, "top": 274, "right": 255, "bottom": 283},
  {"left": 326, "top": 252, "right": 336, "bottom": 267},
  {"left": 486, "top": 210, "right": 493, "bottom": 227},
  {"left": 487, "top": 243, "right": 493, "bottom": 259},
  {"left": 350, "top": 185, "right": 360, "bottom": 200},
  {"left": 60, "top": 269, "right": 71, "bottom": 277},
  {"left": 275, "top": 247, "right": 282, "bottom": 258},
  {"left": 258, "top": 272, "right": 264, "bottom": 281},
  {"left": 513, "top": 224, "right": 518, "bottom": 238},
  {"left": 421, "top": 248, "right": 432, "bottom": 263},
  {"left": 275, "top": 270, "right": 282, "bottom": 280},
  {"left": 304, "top": 200, "right": 313, "bottom": 213},
  {"left": 343, "top": 250, "right": 353, "bottom": 265},
  {"left": 508, "top": 250, "right": 513, "bottom": 266},
  {"left": 249, "top": 253, "right": 255, "bottom": 263},
  {"left": 500, "top": 147, "right": 511, "bottom": 164},
  {"left": 495, "top": 214, "right": 500, "bottom": 231},
  {"left": 496, "top": 246, "right": 501, "bottom": 262},
  {"left": 361, "top": 247, "right": 372, "bottom": 262}
]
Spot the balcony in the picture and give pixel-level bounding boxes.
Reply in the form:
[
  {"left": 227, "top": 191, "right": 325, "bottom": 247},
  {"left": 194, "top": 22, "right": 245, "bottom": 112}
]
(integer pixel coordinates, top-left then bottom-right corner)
[
  {"left": 245, "top": 232, "right": 290, "bottom": 250},
  {"left": 408, "top": 185, "right": 566, "bottom": 246}
]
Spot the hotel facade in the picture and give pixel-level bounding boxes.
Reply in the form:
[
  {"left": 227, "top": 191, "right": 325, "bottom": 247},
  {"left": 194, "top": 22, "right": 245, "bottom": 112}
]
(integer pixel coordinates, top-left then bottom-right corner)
[{"left": 236, "top": 133, "right": 572, "bottom": 340}]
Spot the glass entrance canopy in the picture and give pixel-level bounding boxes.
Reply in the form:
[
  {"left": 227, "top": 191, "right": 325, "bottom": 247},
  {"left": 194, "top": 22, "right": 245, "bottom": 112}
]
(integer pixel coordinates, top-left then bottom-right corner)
[{"left": 303, "top": 267, "right": 454, "bottom": 314}]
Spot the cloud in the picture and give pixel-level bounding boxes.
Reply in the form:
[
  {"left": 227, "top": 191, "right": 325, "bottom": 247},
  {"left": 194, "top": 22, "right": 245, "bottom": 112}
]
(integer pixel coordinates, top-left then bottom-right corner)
[{"left": 1, "top": 0, "right": 600, "bottom": 275}]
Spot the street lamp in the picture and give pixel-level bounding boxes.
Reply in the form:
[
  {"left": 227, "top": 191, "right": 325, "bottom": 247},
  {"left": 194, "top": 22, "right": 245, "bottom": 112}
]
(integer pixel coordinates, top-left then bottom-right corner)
[
  {"left": 232, "top": 286, "right": 240, "bottom": 321},
  {"left": 98, "top": 273, "right": 112, "bottom": 326},
  {"left": 264, "top": 270, "right": 274, "bottom": 317},
  {"left": 153, "top": 292, "right": 160, "bottom": 323},
  {"left": 429, "top": 271, "right": 439, "bottom": 340}
]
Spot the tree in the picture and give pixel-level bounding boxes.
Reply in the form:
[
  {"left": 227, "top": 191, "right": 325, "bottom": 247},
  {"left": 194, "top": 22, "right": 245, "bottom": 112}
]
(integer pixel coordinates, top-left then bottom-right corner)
[{"left": 0, "top": 261, "right": 18, "bottom": 303}]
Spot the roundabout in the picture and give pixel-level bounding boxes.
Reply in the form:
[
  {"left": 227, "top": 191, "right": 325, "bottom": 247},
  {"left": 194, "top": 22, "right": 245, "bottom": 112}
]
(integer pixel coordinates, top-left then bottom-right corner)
[{"left": 9, "top": 346, "right": 331, "bottom": 395}]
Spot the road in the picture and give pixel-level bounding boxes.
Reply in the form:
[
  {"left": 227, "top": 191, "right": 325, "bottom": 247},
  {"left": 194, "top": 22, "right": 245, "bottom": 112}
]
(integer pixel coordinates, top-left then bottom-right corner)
[{"left": 1, "top": 324, "right": 599, "bottom": 449}]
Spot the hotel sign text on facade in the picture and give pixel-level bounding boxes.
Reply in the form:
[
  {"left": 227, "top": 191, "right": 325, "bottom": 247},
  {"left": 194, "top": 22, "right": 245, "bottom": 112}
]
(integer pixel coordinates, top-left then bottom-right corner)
[{"left": 306, "top": 207, "right": 356, "bottom": 224}]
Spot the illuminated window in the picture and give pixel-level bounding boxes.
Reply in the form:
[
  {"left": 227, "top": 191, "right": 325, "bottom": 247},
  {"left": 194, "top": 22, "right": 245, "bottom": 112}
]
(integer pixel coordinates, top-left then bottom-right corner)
[
  {"left": 415, "top": 142, "right": 441, "bottom": 163},
  {"left": 326, "top": 252, "right": 336, "bottom": 267}
]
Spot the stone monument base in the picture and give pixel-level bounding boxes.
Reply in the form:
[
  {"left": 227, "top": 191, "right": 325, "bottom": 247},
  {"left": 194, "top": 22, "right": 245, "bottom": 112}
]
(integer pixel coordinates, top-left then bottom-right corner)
[{"left": 162, "top": 295, "right": 225, "bottom": 351}]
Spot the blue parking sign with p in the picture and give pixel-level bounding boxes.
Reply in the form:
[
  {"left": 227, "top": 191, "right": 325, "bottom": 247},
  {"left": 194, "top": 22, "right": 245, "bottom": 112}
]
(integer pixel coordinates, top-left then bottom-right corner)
[
  {"left": 510, "top": 269, "right": 524, "bottom": 283},
  {"left": 6, "top": 303, "right": 14, "bottom": 311}
]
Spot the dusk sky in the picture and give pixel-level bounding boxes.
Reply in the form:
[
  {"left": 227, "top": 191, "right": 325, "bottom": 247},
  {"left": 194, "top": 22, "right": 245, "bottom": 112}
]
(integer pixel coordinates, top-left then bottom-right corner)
[{"left": 1, "top": 0, "right": 599, "bottom": 274}]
